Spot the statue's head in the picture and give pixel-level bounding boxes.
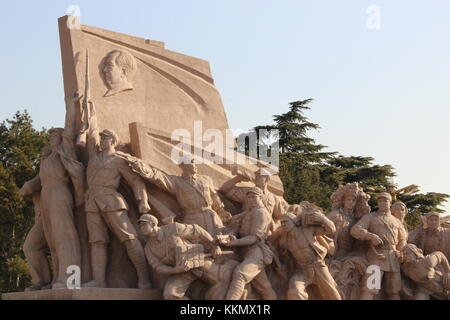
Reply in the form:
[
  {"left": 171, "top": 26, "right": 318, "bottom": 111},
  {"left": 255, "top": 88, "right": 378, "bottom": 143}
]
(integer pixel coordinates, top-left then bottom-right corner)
[
  {"left": 343, "top": 194, "right": 357, "bottom": 212},
  {"left": 99, "top": 129, "right": 120, "bottom": 151},
  {"left": 402, "top": 243, "right": 424, "bottom": 263},
  {"left": 281, "top": 212, "right": 297, "bottom": 232},
  {"left": 254, "top": 168, "right": 271, "bottom": 189},
  {"left": 330, "top": 182, "right": 370, "bottom": 217},
  {"left": 138, "top": 214, "right": 159, "bottom": 237},
  {"left": 377, "top": 192, "right": 392, "bottom": 212},
  {"left": 179, "top": 158, "right": 198, "bottom": 177},
  {"left": 103, "top": 49, "right": 137, "bottom": 96},
  {"left": 425, "top": 211, "right": 441, "bottom": 231},
  {"left": 246, "top": 187, "right": 264, "bottom": 209},
  {"left": 391, "top": 201, "right": 407, "bottom": 222},
  {"left": 48, "top": 128, "right": 64, "bottom": 147}
]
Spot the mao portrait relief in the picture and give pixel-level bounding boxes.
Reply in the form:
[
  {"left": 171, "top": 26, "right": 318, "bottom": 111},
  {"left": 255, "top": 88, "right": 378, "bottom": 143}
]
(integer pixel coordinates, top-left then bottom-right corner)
[{"left": 102, "top": 49, "right": 137, "bottom": 97}]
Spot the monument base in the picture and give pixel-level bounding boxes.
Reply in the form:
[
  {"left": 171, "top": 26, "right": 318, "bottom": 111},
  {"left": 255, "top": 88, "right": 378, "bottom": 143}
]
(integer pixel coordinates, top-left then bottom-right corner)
[{"left": 1, "top": 288, "right": 162, "bottom": 300}]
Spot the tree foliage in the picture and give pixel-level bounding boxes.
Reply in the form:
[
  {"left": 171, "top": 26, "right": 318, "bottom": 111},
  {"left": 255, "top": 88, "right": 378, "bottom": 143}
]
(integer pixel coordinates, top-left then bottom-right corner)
[{"left": 0, "top": 111, "right": 48, "bottom": 292}]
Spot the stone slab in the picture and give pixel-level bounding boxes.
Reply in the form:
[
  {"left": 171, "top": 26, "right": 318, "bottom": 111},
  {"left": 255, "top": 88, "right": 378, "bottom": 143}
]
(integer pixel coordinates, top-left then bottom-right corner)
[
  {"left": 1, "top": 288, "right": 162, "bottom": 300},
  {"left": 58, "top": 15, "right": 230, "bottom": 145}
]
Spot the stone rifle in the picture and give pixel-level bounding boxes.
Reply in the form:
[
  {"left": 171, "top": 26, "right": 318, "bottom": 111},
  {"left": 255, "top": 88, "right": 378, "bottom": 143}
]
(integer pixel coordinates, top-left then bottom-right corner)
[{"left": 76, "top": 48, "right": 91, "bottom": 148}]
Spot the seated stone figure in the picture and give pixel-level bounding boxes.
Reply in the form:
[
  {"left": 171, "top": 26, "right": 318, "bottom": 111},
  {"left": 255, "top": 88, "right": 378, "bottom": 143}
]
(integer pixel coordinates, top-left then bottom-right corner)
[
  {"left": 138, "top": 214, "right": 238, "bottom": 300},
  {"left": 401, "top": 243, "right": 450, "bottom": 300}
]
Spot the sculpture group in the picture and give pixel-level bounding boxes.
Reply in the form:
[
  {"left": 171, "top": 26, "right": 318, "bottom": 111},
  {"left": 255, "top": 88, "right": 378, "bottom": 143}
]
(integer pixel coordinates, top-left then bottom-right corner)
[
  {"left": 12, "top": 16, "right": 450, "bottom": 300},
  {"left": 18, "top": 93, "right": 450, "bottom": 300}
]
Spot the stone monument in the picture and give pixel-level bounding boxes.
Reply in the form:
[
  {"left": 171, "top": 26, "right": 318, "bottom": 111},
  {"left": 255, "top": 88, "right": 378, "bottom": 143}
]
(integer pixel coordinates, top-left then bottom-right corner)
[{"left": 3, "top": 15, "right": 450, "bottom": 301}]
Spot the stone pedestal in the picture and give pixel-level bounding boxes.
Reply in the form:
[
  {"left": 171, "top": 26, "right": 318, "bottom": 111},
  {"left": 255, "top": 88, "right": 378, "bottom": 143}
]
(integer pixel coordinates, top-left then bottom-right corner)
[{"left": 1, "top": 288, "right": 162, "bottom": 300}]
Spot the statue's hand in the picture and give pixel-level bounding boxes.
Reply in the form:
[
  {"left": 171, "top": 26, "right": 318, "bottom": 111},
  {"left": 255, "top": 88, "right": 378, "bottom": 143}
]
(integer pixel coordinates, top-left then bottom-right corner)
[
  {"left": 237, "top": 172, "right": 251, "bottom": 182},
  {"left": 218, "top": 208, "right": 232, "bottom": 224},
  {"left": 131, "top": 159, "right": 150, "bottom": 175},
  {"left": 367, "top": 233, "right": 383, "bottom": 247},
  {"left": 19, "top": 185, "right": 29, "bottom": 197},
  {"left": 138, "top": 200, "right": 151, "bottom": 213},
  {"left": 173, "top": 264, "right": 190, "bottom": 274},
  {"left": 19, "top": 182, "right": 32, "bottom": 198},
  {"left": 395, "top": 250, "right": 404, "bottom": 263},
  {"left": 72, "top": 91, "right": 83, "bottom": 103},
  {"left": 216, "top": 234, "right": 235, "bottom": 246},
  {"left": 65, "top": 92, "right": 83, "bottom": 106},
  {"left": 212, "top": 246, "right": 222, "bottom": 259},
  {"left": 311, "top": 211, "right": 324, "bottom": 224}
]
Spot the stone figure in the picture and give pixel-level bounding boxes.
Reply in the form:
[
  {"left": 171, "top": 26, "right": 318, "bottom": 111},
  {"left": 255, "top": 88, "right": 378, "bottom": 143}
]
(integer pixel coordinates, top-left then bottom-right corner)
[
  {"left": 325, "top": 183, "right": 370, "bottom": 299},
  {"left": 409, "top": 211, "right": 450, "bottom": 259},
  {"left": 103, "top": 49, "right": 137, "bottom": 97},
  {"left": 129, "top": 158, "right": 231, "bottom": 236},
  {"left": 220, "top": 168, "right": 288, "bottom": 228},
  {"left": 138, "top": 214, "right": 238, "bottom": 300},
  {"left": 19, "top": 93, "right": 84, "bottom": 290},
  {"left": 351, "top": 192, "right": 407, "bottom": 300},
  {"left": 221, "top": 167, "right": 290, "bottom": 297},
  {"left": 401, "top": 243, "right": 450, "bottom": 300},
  {"left": 218, "top": 188, "right": 277, "bottom": 300},
  {"left": 391, "top": 201, "right": 409, "bottom": 238},
  {"left": 327, "top": 182, "right": 370, "bottom": 257},
  {"left": 273, "top": 203, "right": 341, "bottom": 300},
  {"left": 82, "top": 99, "right": 151, "bottom": 289}
]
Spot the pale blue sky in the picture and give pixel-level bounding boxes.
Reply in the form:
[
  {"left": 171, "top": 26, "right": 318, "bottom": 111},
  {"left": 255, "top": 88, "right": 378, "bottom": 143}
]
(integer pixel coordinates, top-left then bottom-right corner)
[{"left": 1, "top": 1, "right": 450, "bottom": 210}]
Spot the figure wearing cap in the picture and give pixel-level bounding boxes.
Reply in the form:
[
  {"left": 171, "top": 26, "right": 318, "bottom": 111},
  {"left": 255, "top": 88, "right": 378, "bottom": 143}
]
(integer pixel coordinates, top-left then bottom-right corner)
[
  {"left": 271, "top": 203, "right": 341, "bottom": 300},
  {"left": 81, "top": 99, "right": 151, "bottom": 289},
  {"left": 351, "top": 192, "right": 407, "bottom": 300},
  {"left": 218, "top": 187, "right": 277, "bottom": 300},
  {"left": 137, "top": 214, "right": 237, "bottom": 300},
  {"left": 220, "top": 167, "right": 289, "bottom": 227},
  {"left": 409, "top": 211, "right": 450, "bottom": 260},
  {"left": 128, "top": 157, "right": 231, "bottom": 236},
  {"left": 19, "top": 93, "right": 84, "bottom": 290}
]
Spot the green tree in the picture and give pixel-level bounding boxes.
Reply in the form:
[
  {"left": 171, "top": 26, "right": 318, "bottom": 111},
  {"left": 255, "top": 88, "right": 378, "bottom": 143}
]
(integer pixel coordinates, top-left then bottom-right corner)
[
  {"left": 242, "top": 99, "right": 337, "bottom": 208},
  {"left": 0, "top": 111, "right": 48, "bottom": 292},
  {"left": 326, "top": 155, "right": 396, "bottom": 208}
]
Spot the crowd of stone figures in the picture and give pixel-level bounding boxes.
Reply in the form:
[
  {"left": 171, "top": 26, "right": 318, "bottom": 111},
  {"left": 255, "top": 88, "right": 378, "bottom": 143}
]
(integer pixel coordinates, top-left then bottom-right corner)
[{"left": 18, "top": 94, "right": 450, "bottom": 300}]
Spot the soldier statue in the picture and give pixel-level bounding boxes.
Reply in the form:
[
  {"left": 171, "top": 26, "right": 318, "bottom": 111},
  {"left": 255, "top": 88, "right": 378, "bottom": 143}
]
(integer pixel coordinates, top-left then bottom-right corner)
[{"left": 81, "top": 99, "right": 151, "bottom": 289}]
